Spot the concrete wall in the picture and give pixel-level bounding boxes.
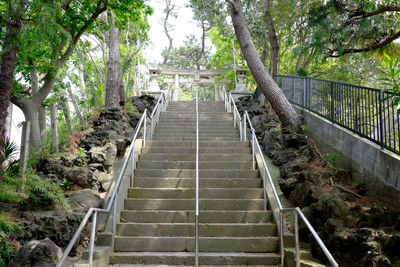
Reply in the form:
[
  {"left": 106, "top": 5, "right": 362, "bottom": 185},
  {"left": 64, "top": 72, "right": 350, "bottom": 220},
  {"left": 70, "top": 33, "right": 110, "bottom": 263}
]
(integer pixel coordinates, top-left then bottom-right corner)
[{"left": 294, "top": 107, "right": 400, "bottom": 204}]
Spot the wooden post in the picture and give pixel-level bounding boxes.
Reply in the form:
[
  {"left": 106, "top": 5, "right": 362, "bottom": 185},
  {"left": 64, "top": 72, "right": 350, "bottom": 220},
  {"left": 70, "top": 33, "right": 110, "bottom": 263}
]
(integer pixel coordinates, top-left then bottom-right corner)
[
  {"left": 19, "top": 121, "right": 30, "bottom": 191},
  {"left": 50, "top": 103, "right": 59, "bottom": 153}
]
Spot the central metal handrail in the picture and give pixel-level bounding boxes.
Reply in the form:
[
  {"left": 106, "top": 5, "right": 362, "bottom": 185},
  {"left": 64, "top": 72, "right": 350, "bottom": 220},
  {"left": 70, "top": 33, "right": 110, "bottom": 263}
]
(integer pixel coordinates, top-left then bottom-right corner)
[
  {"left": 56, "top": 88, "right": 170, "bottom": 267},
  {"left": 223, "top": 89, "right": 338, "bottom": 267},
  {"left": 195, "top": 86, "right": 200, "bottom": 267}
]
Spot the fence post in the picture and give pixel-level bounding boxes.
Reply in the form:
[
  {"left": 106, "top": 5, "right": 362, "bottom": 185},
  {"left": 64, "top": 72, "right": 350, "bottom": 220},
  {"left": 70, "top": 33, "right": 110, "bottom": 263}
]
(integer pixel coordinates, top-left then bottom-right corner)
[
  {"left": 50, "top": 103, "right": 59, "bottom": 153},
  {"left": 330, "top": 82, "right": 335, "bottom": 122},
  {"left": 293, "top": 77, "right": 296, "bottom": 103},
  {"left": 19, "top": 121, "right": 30, "bottom": 191},
  {"left": 303, "top": 77, "right": 307, "bottom": 107},
  {"left": 378, "top": 93, "right": 385, "bottom": 147}
]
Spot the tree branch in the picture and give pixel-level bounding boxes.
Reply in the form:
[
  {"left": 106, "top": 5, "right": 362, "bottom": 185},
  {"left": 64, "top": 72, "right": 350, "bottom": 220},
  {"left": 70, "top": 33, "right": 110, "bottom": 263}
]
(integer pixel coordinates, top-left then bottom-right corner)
[
  {"left": 327, "top": 30, "right": 400, "bottom": 57},
  {"left": 225, "top": 0, "right": 237, "bottom": 12},
  {"left": 349, "top": 5, "right": 400, "bottom": 20}
]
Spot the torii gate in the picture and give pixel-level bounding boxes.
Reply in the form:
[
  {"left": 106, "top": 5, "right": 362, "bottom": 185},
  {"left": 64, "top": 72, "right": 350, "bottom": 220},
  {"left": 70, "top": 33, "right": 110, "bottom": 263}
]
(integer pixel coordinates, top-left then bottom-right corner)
[{"left": 145, "top": 67, "right": 250, "bottom": 101}]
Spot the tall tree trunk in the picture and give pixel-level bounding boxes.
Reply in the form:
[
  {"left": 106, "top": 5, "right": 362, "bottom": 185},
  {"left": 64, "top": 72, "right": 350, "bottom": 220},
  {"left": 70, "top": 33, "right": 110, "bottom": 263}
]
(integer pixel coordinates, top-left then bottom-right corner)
[
  {"left": 0, "top": 0, "right": 24, "bottom": 163},
  {"left": 161, "top": 0, "right": 175, "bottom": 65},
  {"left": 263, "top": 0, "right": 279, "bottom": 76},
  {"left": 227, "top": 0, "right": 301, "bottom": 128},
  {"left": 61, "top": 96, "right": 73, "bottom": 134},
  {"left": 105, "top": 11, "right": 121, "bottom": 109},
  {"left": 66, "top": 87, "right": 86, "bottom": 128}
]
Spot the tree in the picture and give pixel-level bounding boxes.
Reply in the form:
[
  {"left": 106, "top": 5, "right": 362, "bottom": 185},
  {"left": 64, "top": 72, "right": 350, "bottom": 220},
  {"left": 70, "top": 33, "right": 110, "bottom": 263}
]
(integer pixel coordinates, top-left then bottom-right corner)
[
  {"left": 162, "top": 34, "right": 212, "bottom": 70},
  {"left": 309, "top": 0, "right": 400, "bottom": 57},
  {"left": 161, "top": 0, "right": 177, "bottom": 65},
  {"left": 105, "top": 11, "right": 122, "bottom": 109},
  {"left": 226, "top": 0, "right": 302, "bottom": 127},
  {"left": 6, "top": 0, "right": 150, "bottom": 152},
  {"left": 0, "top": 0, "right": 24, "bottom": 164}
]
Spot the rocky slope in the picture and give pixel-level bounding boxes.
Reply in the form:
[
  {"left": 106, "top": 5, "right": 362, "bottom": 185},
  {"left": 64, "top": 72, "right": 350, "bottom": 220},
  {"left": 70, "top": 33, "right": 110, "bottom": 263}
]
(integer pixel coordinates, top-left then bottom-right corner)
[
  {"left": 6, "top": 95, "right": 156, "bottom": 266},
  {"left": 236, "top": 96, "right": 400, "bottom": 267}
]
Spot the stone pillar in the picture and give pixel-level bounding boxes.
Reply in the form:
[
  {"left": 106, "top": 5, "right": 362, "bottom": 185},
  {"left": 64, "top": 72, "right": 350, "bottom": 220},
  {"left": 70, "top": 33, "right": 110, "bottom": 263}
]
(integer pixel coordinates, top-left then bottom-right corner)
[
  {"left": 214, "top": 83, "right": 220, "bottom": 101},
  {"left": 5, "top": 105, "right": 13, "bottom": 138},
  {"left": 173, "top": 74, "right": 180, "bottom": 101},
  {"left": 148, "top": 70, "right": 160, "bottom": 92},
  {"left": 231, "top": 69, "right": 252, "bottom": 99}
]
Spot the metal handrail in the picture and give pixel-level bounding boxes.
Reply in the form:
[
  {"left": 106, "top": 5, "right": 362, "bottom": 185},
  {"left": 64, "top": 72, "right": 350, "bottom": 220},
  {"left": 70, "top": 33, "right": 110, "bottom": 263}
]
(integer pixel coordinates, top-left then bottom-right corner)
[
  {"left": 223, "top": 90, "right": 338, "bottom": 267},
  {"left": 56, "top": 89, "right": 169, "bottom": 267},
  {"left": 195, "top": 86, "right": 200, "bottom": 267}
]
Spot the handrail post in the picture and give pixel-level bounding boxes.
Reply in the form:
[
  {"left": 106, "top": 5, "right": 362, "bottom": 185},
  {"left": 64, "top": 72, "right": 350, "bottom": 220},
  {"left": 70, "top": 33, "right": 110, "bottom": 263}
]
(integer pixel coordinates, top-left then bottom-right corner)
[
  {"left": 143, "top": 113, "right": 147, "bottom": 146},
  {"left": 130, "top": 148, "right": 135, "bottom": 187},
  {"left": 88, "top": 211, "right": 98, "bottom": 264},
  {"left": 112, "top": 195, "right": 117, "bottom": 233},
  {"left": 195, "top": 87, "right": 200, "bottom": 267},
  {"left": 243, "top": 115, "right": 247, "bottom": 142},
  {"left": 251, "top": 133, "right": 255, "bottom": 170},
  {"left": 330, "top": 82, "right": 335, "bottom": 122},
  {"left": 378, "top": 93, "right": 384, "bottom": 147},
  {"left": 295, "top": 210, "right": 300, "bottom": 267},
  {"left": 239, "top": 117, "right": 243, "bottom": 141},
  {"left": 280, "top": 211, "right": 285, "bottom": 267}
]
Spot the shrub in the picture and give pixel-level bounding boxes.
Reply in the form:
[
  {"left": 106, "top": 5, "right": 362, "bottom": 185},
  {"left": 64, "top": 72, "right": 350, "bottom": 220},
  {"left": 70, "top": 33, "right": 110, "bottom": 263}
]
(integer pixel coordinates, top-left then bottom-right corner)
[
  {"left": 21, "top": 171, "right": 69, "bottom": 210},
  {"left": 0, "top": 212, "right": 19, "bottom": 267}
]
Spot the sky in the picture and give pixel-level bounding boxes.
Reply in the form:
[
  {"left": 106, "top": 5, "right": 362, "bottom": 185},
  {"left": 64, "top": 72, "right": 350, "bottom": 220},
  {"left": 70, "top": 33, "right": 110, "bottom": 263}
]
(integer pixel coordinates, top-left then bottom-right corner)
[
  {"left": 8, "top": 0, "right": 209, "bottom": 151},
  {"left": 144, "top": 0, "right": 207, "bottom": 65}
]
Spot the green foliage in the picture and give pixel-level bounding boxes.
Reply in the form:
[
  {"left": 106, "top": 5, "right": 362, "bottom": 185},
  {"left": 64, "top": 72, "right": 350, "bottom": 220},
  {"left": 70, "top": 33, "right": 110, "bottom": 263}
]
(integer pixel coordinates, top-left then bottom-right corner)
[
  {"left": 73, "top": 147, "right": 88, "bottom": 167},
  {"left": 378, "top": 53, "right": 400, "bottom": 114},
  {"left": 294, "top": 124, "right": 307, "bottom": 135},
  {"left": 323, "top": 151, "right": 343, "bottom": 173},
  {"left": 1, "top": 138, "right": 18, "bottom": 164},
  {"left": 0, "top": 169, "right": 69, "bottom": 210},
  {"left": 59, "top": 177, "right": 74, "bottom": 191},
  {"left": 21, "top": 171, "right": 69, "bottom": 210},
  {"left": 0, "top": 212, "right": 19, "bottom": 267},
  {"left": 125, "top": 102, "right": 140, "bottom": 114}
]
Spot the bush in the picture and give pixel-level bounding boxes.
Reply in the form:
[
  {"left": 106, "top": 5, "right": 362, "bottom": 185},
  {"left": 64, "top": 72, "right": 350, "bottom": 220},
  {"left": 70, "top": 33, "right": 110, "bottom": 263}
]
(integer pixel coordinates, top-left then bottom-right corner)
[
  {"left": 21, "top": 171, "right": 69, "bottom": 210},
  {"left": 0, "top": 212, "right": 19, "bottom": 267}
]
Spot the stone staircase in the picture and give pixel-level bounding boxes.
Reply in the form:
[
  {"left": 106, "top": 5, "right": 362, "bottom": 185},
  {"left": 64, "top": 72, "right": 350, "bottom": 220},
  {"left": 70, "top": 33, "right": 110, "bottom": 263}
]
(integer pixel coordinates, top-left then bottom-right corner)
[{"left": 108, "top": 101, "right": 281, "bottom": 266}]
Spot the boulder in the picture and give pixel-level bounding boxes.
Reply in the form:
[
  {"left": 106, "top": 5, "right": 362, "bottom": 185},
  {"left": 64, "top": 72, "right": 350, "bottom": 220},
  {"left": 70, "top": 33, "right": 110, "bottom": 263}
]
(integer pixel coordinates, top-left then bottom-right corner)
[
  {"left": 283, "top": 132, "right": 308, "bottom": 148},
  {"left": 131, "top": 95, "right": 156, "bottom": 113},
  {"left": 12, "top": 211, "right": 85, "bottom": 248},
  {"left": 68, "top": 189, "right": 104, "bottom": 212},
  {"left": 8, "top": 238, "right": 62, "bottom": 267},
  {"left": 36, "top": 156, "right": 65, "bottom": 180},
  {"left": 66, "top": 166, "right": 96, "bottom": 188}
]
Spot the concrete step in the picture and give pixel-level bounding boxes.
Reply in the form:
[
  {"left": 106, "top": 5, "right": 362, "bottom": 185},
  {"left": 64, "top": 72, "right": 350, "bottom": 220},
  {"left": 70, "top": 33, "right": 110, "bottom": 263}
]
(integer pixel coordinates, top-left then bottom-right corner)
[
  {"left": 161, "top": 114, "right": 232, "bottom": 119},
  {"left": 128, "top": 188, "right": 263, "bottom": 199},
  {"left": 109, "top": 251, "right": 280, "bottom": 266},
  {"left": 133, "top": 178, "right": 261, "bottom": 188},
  {"left": 152, "top": 136, "right": 240, "bottom": 141},
  {"left": 141, "top": 147, "right": 251, "bottom": 154},
  {"left": 154, "top": 127, "right": 238, "bottom": 132},
  {"left": 153, "top": 132, "right": 239, "bottom": 137},
  {"left": 158, "top": 122, "right": 234, "bottom": 126},
  {"left": 117, "top": 223, "right": 276, "bottom": 237},
  {"left": 140, "top": 154, "right": 252, "bottom": 161},
  {"left": 120, "top": 210, "right": 272, "bottom": 223},
  {"left": 124, "top": 199, "right": 265, "bottom": 210},
  {"left": 134, "top": 169, "right": 259, "bottom": 178},
  {"left": 136, "top": 161, "right": 252, "bottom": 169},
  {"left": 114, "top": 236, "right": 279, "bottom": 252},
  {"left": 145, "top": 141, "right": 249, "bottom": 147}
]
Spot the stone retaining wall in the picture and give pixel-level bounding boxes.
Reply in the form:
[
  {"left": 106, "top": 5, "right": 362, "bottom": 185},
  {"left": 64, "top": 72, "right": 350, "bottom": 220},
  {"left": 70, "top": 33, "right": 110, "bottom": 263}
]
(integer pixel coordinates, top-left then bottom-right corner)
[{"left": 294, "top": 106, "right": 400, "bottom": 204}]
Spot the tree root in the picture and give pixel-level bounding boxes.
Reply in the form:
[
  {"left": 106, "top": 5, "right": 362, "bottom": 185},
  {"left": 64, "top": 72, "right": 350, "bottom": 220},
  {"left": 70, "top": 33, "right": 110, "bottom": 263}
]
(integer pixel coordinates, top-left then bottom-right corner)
[{"left": 330, "top": 177, "right": 362, "bottom": 199}]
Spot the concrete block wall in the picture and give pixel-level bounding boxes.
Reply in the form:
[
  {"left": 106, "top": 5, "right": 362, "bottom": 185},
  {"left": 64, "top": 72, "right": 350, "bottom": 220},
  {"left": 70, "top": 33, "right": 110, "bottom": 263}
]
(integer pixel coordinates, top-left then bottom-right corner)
[{"left": 294, "top": 107, "right": 400, "bottom": 204}]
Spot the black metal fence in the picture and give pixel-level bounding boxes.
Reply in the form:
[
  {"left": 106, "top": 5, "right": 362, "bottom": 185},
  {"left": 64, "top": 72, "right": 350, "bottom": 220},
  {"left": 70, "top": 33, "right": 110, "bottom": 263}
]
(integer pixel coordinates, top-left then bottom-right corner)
[{"left": 273, "top": 75, "right": 400, "bottom": 155}]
